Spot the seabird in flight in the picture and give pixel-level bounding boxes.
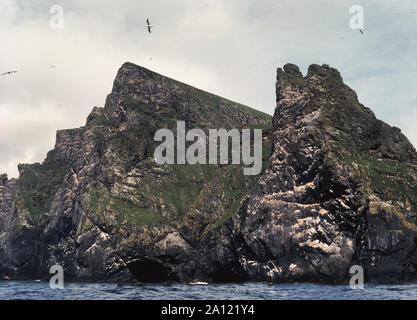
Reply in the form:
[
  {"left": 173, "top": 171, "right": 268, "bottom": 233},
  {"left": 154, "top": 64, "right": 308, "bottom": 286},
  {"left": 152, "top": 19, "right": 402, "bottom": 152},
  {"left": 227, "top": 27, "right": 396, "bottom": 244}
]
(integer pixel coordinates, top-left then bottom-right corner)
[
  {"left": 146, "top": 18, "right": 152, "bottom": 33},
  {"left": 1, "top": 71, "right": 17, "bottom": 75}
]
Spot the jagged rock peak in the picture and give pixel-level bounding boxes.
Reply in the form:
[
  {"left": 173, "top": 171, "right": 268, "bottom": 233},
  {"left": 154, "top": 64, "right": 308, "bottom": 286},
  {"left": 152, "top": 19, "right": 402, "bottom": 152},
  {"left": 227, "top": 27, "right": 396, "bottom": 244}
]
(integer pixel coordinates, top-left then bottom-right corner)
[
  {"left": 0, "top": 174, "right": 7, "bottom": 186},
  {"left": 117, "top": 62, "right": 156, "bottom": 79},
  {"left": 235, "top": 63, "right": 417, "bottom": 283},
  {"left": 276, "top": 63, "right": 304, "bottom": 98},
  {"left": 307, "top": 63, "right": 342, "bottom": 79},
  {"left": 276, "top": 63, "right": 345, "bottom": 96},
  {"left": 0, "top": 61, "right": 272, "bottom": 283},
  {"left": 277, "top": 63, "right": 343, "bottom": 80},
  {"left": 274, "top": 63, "right": 417, "bottom": 161},
  {"left": 111, "top": 62, "right": 161, "bottom": 95}
]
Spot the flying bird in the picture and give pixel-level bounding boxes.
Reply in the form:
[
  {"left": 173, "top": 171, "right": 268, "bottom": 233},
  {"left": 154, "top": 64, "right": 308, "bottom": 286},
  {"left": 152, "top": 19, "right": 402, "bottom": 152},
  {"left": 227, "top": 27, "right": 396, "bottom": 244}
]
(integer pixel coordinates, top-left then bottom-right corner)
[
  {"left": 1, "top": 71, "right": 17, "bottom": 75},
  {"left": 146, "top": 18, "right": 152, "bottom": 33},
  {"left": 358, "top": 28, "right": 364, "bottom": 34}
]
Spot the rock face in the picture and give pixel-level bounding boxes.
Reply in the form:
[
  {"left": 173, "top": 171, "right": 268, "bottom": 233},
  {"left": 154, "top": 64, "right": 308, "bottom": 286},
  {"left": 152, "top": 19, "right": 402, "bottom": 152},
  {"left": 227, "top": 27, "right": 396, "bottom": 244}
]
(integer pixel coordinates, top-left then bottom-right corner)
[
  {"left": 0, "top": 62, "right": 416, "bottom": 284},
  {"left": 0, "top": 62, "right": 271, "bottom": 282},
  {"left": 233, "top": 64, "right": 417, "bottom": 283}
]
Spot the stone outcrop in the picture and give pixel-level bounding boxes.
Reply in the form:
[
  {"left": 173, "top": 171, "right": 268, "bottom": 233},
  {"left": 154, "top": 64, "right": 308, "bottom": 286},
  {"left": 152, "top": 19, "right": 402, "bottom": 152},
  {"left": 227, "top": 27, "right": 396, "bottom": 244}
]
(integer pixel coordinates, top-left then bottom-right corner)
[
  {"left": 0, "top": 62, "right": 271, "bottom": 282},
  {"left": 0, "top": 62, "right": 416, "bottom": 284},
  {"left": 233, "top": 63, "right": 417, "bottom": 283}
]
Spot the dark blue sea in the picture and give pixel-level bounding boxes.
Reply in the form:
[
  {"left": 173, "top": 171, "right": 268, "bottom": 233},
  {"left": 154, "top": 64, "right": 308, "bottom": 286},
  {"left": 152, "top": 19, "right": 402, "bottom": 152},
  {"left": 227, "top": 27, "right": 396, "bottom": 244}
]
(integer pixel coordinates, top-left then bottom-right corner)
[{"left": 0, "top": 281, "right": 416, "bottom": 300}]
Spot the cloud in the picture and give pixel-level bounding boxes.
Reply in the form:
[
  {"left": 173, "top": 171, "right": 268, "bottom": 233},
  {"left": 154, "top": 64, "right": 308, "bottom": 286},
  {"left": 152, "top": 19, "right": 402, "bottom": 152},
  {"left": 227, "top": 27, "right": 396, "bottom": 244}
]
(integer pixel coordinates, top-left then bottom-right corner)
[{"left": 0, "top": 0, "right": 416, "bottom": 177}]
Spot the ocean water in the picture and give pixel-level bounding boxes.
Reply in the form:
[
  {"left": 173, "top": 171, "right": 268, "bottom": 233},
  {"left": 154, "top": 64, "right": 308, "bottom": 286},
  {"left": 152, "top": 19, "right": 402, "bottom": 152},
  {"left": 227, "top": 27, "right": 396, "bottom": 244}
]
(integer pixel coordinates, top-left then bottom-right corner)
[{"left": 0, "top": 281, "right": 417, "bottom": 300}]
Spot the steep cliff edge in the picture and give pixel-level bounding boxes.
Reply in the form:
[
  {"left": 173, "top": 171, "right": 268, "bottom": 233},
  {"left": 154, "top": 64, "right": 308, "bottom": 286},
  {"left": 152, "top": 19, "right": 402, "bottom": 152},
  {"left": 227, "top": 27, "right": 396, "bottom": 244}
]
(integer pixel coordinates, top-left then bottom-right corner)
[
  {"left": 0, "top": 62, "right": 271, "bottom": 282},
  {"left": 1, "top": 62, "right": 416, "bottom": 284},
  {"left": 234, "top": 63, "right": 417, "bottom": 283}
]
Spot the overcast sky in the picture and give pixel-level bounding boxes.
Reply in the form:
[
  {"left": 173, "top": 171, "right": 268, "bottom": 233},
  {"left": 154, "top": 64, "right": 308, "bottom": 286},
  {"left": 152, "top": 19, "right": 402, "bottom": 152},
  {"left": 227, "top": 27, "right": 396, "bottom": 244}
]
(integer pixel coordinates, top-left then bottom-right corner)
[{"left": 0, "top": 0, "right": 416, "bottom": 177}]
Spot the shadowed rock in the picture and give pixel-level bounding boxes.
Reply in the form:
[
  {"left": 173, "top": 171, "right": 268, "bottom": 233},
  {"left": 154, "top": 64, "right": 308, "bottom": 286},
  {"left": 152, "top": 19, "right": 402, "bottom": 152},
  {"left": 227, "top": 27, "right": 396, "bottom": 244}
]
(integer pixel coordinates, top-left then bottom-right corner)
[
  {"left": 0, "top": 62, "right": 271, "bottom": 282},
  {"left": 233, "top": 63, "right": 417, "bottom": 283},
  {"left": 1, "top": 62, "right": 416, "bottom": 284}
]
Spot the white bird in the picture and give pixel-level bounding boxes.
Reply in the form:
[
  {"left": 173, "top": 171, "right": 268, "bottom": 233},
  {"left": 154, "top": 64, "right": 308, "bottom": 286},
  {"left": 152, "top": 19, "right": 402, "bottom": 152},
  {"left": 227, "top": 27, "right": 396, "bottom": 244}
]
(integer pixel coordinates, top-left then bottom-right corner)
[
  {"left": 146, "top": 18, "right": 152, "bottom": 34},
  {"left": 1, "top": 70, "right": 17, "bottom": 75}
]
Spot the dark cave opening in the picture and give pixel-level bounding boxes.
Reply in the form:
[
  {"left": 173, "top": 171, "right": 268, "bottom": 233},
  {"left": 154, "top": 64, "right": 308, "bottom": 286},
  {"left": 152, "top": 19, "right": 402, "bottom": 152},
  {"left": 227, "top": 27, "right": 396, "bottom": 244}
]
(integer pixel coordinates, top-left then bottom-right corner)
[{"left": 126, "top": 258, "right": 177, "bottom": 283}]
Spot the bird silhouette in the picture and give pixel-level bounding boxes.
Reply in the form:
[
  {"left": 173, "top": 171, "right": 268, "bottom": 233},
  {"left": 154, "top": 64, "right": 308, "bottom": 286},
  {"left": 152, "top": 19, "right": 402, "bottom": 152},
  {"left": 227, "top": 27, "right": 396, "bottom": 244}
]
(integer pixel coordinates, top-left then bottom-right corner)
[
  {"left": 146, "top": 18, "right": 152, "bottom": 34},
  {"left": 1, "top": 71, "right": 17, "bottom": 75},
  {"left": 358, "top": 28, "right": 364, "bottom": 34}
]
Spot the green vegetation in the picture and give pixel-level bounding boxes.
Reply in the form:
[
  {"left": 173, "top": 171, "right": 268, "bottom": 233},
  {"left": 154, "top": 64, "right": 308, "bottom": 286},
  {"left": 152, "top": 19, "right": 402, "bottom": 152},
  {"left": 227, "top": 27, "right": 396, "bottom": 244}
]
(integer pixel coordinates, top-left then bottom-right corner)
[
  {"left": 328, "top": 143, "right": 417, "bottom": 211},
  {"left": 64, "top": 127, "right": 86, "bottom": 137},
  {"left": 171, "top": 78, "right": 271, "bottom": 120},
  {"left": 87, "top": 112, "right": 108, "bottom": 127},
  {"left": 88, "top": 137, "right": 272, "bottom": 237},
  {"left": 209, "top": 139, "right": 272, "bottom": 230},
  {"left": 85, "top": 184, "right": 169, "bottom": 228},
  {"left": 15, "top": 66, "right": 274, "bottom": 235},
  {"left": 16, "top": 151, "right": 70, "bottom": 222}
]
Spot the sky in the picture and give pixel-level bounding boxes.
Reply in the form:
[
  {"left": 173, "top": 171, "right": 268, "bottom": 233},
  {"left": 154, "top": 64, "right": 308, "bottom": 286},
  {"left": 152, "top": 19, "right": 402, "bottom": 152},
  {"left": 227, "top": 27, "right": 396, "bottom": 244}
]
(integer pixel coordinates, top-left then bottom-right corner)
[{"left": 0, "top": 0, "right": 416, "bottom": 178}]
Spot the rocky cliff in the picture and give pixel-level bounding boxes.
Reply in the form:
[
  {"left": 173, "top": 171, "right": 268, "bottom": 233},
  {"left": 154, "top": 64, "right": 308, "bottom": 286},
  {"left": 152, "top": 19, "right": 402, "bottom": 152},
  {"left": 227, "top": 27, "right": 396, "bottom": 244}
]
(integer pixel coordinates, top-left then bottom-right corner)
[
  {"left": 233, "top": 63, "right": 417, "bottom": 283},
  {"left": 0, "top": 62, "right": 416, "bottom": 284},
  {"left": 0, "top": 62, "right": 272, "bottom": 282}
]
